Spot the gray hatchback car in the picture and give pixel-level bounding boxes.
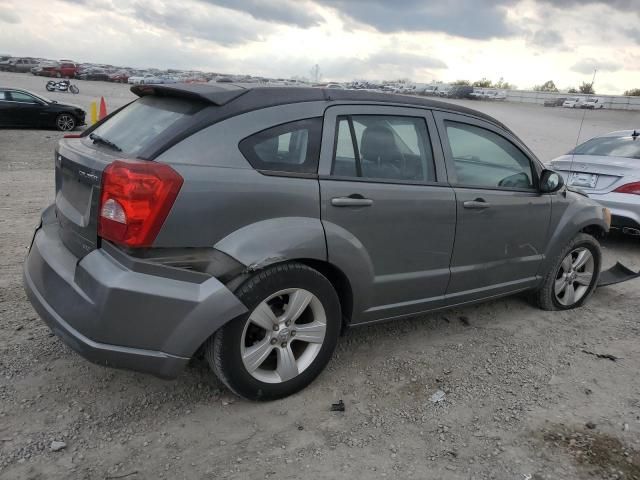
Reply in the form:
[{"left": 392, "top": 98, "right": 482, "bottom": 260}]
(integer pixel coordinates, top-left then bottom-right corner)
[{"left": 24, "top": 84, "right": 611, "bottom": 400}]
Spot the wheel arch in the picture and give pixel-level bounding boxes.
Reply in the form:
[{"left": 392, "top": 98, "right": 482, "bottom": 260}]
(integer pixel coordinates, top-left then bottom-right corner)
[{"left": 295, "top": 258, "right": 354, "bottom": 331}]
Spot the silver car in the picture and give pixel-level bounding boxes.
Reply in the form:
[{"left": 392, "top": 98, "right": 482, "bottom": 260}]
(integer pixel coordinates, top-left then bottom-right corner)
[{"left": 550, "top": 130, "right": 640, "bottom": 236}]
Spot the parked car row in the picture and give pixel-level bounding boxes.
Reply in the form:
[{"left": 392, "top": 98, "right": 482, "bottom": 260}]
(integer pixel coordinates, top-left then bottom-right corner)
[
  {"left": 563, "top": 97, "right": 605, "bottom": 109},
  {"left": 542, "top": 96, "right": 606, "bottom": 109}
]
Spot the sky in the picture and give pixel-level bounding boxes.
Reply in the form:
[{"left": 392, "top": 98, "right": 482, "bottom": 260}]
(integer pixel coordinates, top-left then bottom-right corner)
[{"left": 1, "top": 0, "right": 640, "bottom": 94}]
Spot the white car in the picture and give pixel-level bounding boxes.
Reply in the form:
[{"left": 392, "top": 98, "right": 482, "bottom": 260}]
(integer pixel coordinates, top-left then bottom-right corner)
[
  {"left": 550, "top": 129, "right": 640, "bottom": 235},
  {"left": 486, "top": 90, "right": 507, "bottom": 101},
  {"left": 562, "top": 97, "right": 586, "bottom": 108},
  {"left": 582, "top": 97, "right": 605, "bottom": 109},
  {"left": 128, "top": 74, "right": 162, "bottom": 85}
]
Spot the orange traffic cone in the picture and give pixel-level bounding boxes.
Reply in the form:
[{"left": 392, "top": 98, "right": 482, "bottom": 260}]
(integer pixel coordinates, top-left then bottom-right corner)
[{"left": 98, "top": 96, "right": 107, "bottom": 120}]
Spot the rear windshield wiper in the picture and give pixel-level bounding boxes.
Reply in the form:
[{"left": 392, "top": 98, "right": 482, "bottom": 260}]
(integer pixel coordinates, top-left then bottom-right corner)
[{"left": 89, "top": 133, "right": 122, "bottom": 152}]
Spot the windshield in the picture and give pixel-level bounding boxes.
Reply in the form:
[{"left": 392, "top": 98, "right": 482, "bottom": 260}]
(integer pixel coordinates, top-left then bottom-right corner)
[
  {"left": 570, "top": 134, "right": 640, "bottom": 159},
  {"left": 89, "top": 95, "right": 206, "bottom": 155}
]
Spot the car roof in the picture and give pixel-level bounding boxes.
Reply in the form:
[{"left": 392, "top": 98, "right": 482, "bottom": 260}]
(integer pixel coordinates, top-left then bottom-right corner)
[{"left": 130, "top": 83, "right": 511, "bottom": 132}]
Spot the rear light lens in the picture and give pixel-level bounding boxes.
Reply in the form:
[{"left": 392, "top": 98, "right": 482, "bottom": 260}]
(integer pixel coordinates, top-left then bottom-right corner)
[
  {"left": 98, "top": 160, "right": 183, "bottom": 247},
  {"left": 64, "top": 134, "right": 82, "bottom": 138},
  {"left": 614, "top": 181, "right": 640, "bottom": 196}
]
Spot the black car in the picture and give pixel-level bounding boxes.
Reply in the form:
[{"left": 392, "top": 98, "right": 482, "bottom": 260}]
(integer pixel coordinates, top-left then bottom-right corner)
[
  {"left": 446, "top": 85, "right": 474, "bottom": 99},
  {"left": 0, "top": 88, "right": 86, "bottom": 131},
  {"left": 77, "top": 70, "right": 110, "bottom": 81},
  {"left": 544, "top": 97, "right": 566, "bottom": 107}
]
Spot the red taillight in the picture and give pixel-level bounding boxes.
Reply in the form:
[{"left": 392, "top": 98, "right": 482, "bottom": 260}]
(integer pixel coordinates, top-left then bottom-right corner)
[
  {"left": 98, "top": 160, "right": 183, "bottom": 247},
  {"left": 614, "top": 181, "right": 640, "bottom": 196},
  {"left": 64, "top": 134, "right": 82, "bottom": 138}
]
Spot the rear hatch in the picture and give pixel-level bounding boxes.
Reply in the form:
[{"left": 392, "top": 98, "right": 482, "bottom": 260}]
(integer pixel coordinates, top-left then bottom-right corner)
[
  {"left": 550, "top": 154, "right": 639, "bottom": 194},
  {"left": 54, "top": 92, "right": 226, "bottom": 258}
]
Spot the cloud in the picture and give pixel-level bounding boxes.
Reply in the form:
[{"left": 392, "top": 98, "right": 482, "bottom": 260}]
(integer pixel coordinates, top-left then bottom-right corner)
[
  {"left": 538, "top": 0, "right": 637, "bottom": 8},
  {"left": 201, "top": 0, "right": 322, "bottom": 28},
  {"left": 0, "top": 6, "right": 19, "bottom": 24},
  {"left": 314, "top": 0, "right": 521, "bottom": 39},
  {"left": 529, "top": 29, "right": 566, "bottom": 49},
  {"left": 625, "top": 28, "right": 640, "bottom": 43},
  {"left": 570, "top": 58, "right": 622, "bottom": 74},
  {"left": 130, "top": 2, "right": 270, "bottom": 46}
]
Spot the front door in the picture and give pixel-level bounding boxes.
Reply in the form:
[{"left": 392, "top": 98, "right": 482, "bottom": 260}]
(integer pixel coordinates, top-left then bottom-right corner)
[
  {"left": 319, "top": 105, "right": 456, "bottom": 324},
  {"left": 433, "top": 111, "right": 552, "bottom": 302},
  {"left": 8, "top": 91, "right": 47, "bottom": 127}
]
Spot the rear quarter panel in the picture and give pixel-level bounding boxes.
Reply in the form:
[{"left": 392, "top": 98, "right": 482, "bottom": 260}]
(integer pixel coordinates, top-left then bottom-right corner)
[{"left": 154, "top": 102, "right": 329, "bottom": 266}]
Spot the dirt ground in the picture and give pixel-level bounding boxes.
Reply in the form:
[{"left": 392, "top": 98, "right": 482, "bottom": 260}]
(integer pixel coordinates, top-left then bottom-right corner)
[{"left": 1, "top": 71, "right": 640, "bottom": 480}]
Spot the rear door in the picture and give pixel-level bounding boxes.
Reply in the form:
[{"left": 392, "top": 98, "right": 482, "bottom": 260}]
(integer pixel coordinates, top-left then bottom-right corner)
[
  {"left": 433, "top": 111, "right": 551, "bottom": 302},
  {"left": 319, "top": 105, "right": 456, "bottom": 323}
]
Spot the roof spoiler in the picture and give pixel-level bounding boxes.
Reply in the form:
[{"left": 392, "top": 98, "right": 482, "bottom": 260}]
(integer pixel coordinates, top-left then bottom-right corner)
[{"left": 130, "top": 83, "right": 249, "bottom": 106}]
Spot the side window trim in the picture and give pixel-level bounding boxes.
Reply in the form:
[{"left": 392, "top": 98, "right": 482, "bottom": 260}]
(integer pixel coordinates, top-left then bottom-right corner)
[{"left": 433, "top": 111, "right": 540, "bottom": 191}]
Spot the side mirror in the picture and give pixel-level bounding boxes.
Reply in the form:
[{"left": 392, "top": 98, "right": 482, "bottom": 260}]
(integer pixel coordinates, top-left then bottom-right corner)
[{"left": 540, "top": 169, "right": 564, "bottom": 193}]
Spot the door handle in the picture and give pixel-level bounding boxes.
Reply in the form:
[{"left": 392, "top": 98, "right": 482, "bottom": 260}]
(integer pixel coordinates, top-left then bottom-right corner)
[
  {"left": 463, "top": 199, "right": 490, "bottom": 209},
  {"left": 331, "top": 195, "right": 373, "bottom": 207}
]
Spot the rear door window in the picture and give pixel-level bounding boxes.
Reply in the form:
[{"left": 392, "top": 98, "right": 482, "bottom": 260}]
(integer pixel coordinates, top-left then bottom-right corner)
[
  {"left": 89, "top": 96, "right": 205, "bottom": 155},
  {"left": 332, "top": 115, "right": 436, "bottom": 182},
  {"left": 239, "top": 118, "right": 322, "bottom": 174}
]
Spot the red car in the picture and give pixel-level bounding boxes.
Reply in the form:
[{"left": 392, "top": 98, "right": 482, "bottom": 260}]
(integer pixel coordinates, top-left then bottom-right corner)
[
  {"left": 55, "top": 61, "right": 78, "bottom": 78},
  {"left": 40, "top": 61, "right": 78, "bottom": 78},
  {"left": 109, "top": 71, "right": 130, "bottom": 83}
]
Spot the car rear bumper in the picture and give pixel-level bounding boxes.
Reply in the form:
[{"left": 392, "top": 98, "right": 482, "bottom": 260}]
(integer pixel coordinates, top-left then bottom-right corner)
[
  {"left": 587, "top": 192, "right": 640, "bottom": 230},
  {"left": 23, "top": 205, "right": 248, "bottom": 378}
]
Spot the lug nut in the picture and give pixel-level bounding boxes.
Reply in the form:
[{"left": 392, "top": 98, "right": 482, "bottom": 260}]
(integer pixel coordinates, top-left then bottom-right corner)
[
  {"left": 270, "top": 338, "right": 277, "bottom": 345},
  {"left": 273, "top": 324, "right": 279, "bottom": 331},
  {"left": 291, "top": 331, "right": 296, "bottom": 337},
  {"left": 285, "top": 320, "right": 291, "bottom": 326},
  {"left": 281, "top": 342, "right": 287, "bottom": 348}
]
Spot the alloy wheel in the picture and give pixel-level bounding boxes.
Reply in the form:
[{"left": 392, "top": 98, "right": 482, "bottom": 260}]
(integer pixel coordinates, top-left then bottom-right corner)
[
  {"left": 240, "top": 288, "right": 327, "bottom": 384},
  {"left": 554, "top": 247, "right": 594, "bottom": 306},
  {"left": 56, "top": 115, "right": 75, "bottom": 131}
]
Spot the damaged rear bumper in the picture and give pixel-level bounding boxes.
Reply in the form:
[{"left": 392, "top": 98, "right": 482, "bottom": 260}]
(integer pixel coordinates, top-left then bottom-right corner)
[{"left": 23, "top": 206, "right": 248, "bottom": 378}]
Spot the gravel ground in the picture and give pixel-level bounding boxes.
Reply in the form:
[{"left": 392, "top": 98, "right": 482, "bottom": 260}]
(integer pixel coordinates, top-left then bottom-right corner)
[{"left": 1, "top": 71, "right": 640, "bottom": 479}]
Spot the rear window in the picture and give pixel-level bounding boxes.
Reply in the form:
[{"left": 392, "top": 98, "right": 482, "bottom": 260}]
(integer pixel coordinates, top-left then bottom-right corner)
[
  {"left": 571, "top": 134, "right": 640, "bottom": 159},
  {"left": 239, "top": 118, "right": 322, "bottom": 174},
  {"left": 89, "top": 96, "right": 205, "bottom": 155}
]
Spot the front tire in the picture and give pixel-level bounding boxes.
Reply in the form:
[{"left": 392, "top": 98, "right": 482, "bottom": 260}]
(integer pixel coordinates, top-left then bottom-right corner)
[
  {"left": 206, "top": 262, "right": 341, "bottom": 400},
  {"left": 535, "top": 233, "right": 601, "bottom": 311},
  {"left": 55, "top": 113, "right": 76, "bottom": 131}
]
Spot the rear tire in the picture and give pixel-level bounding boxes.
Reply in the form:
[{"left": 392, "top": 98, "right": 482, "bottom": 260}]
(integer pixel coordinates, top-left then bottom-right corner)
[
  {"left": 205, "top": 262, "right": 341, "bottom": 400},
  {"left": 535, "top": 233, "right": 601, "bottom": 311}
]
